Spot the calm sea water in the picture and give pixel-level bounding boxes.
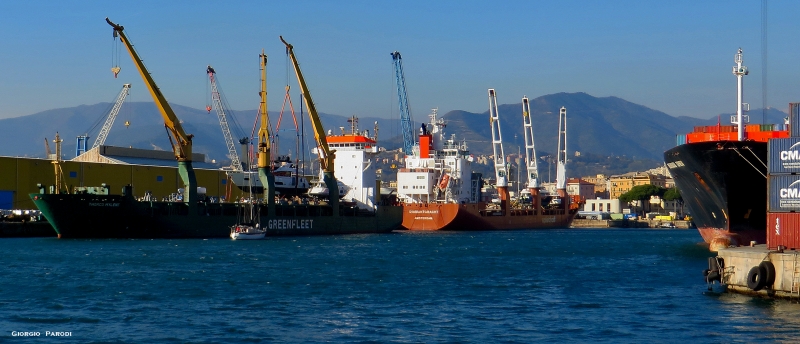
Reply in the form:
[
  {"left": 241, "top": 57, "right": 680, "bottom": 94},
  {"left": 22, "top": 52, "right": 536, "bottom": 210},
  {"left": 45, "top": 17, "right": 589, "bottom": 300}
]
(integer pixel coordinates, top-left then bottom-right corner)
[{"left": 2, "top": 228, "right": 800, "bottom": 343}]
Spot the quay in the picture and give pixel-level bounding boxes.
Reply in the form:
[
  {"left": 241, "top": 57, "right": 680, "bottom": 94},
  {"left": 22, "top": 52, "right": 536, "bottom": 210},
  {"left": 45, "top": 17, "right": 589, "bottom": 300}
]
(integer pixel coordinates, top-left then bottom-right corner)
[
  {"left": 711, "top": 245, "right": 800, "bottom": 299},
  {"left": 570, "top": 219, "right": 693, "bottom": 229}
]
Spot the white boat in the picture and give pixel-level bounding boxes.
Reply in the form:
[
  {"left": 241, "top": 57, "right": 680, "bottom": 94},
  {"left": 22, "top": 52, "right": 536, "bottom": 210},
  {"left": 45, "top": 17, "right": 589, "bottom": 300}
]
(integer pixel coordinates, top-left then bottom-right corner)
[
  {"left": 230, "top": 223, "right": 266, "bottom": 240},
  {"left": 228, "top": 158, "right": 310, "bottom": 196},
  {"left": 307, "top": 179, "right": 348, "bottom": 199}
]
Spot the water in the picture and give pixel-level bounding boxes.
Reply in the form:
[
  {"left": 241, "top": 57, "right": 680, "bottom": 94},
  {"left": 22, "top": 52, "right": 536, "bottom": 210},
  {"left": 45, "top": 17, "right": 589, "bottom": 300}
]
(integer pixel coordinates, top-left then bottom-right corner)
[{"left": 2, "top": 229, "right": 800, "bottom": 343}]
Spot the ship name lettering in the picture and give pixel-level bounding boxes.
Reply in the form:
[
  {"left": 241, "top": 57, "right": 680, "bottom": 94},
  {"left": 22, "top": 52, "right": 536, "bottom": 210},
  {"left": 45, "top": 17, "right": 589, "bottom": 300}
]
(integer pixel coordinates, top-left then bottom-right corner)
[
  {"left": 542, "top": 216, "right": 556, "bottom": 223},
  {"left": 267, "top": 219, "right": 313, "bottom": 230},
  {"left": 414, "top": 216, "right": 434, "bottom": 220},
  {"left": 45, "top": 331, "right": 71, "bottom": 337},
  {"left": 781, "top": 151, "right": 800, "bottom": 161},
  {"left": 408, "top": 210, "right": 439, "bottom": 214},
  {"left": 88, "top": 202, "right": 120, "bottom": 207}
]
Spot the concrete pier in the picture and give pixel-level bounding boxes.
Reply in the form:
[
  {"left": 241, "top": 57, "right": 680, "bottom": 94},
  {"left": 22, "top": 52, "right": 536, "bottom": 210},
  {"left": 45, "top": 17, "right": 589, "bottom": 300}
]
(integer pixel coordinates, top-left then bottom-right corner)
[{"left": 715, "top": 245, "right": 800, "bottom": 299}]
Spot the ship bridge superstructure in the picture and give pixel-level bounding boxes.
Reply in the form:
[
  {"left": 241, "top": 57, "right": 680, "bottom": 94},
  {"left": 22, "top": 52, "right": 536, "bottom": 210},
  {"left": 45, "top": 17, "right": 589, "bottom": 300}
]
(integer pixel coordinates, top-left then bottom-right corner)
[{"left": 397, "top": 109, "right": 479, "bottom": 204}]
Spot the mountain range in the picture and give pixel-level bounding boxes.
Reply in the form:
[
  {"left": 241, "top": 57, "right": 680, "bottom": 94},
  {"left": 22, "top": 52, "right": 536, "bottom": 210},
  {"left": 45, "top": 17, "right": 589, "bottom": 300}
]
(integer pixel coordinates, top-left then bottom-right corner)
[{"left": 0, "top": 92, "right": 788, "bottom": 170}]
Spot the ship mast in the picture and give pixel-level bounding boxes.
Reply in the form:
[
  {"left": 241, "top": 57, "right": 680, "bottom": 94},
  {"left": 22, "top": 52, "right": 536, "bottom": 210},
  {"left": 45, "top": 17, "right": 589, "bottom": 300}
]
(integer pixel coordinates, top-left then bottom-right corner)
[
  {"left": 732, "top": 48, "right": 750, "bottom": 141},
  {"left": 488, "top": 89, "right": 509, "bottom": 214}
]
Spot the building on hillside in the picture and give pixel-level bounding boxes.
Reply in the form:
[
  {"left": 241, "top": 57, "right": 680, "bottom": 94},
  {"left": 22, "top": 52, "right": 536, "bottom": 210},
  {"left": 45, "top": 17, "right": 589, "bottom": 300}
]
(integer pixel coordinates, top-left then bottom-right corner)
[
  {"left": 566, "top": 178, "right": 595, "bottom": 201},
  {"left": 581, "top": 174, "right": 609, "bottom": 198},
  {"left": 608, "top": 172, "right": 668, "bottom": 199}
]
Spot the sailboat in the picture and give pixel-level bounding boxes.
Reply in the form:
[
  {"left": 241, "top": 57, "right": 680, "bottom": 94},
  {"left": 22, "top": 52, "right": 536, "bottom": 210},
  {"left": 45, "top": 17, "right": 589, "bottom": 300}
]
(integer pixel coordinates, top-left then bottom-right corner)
[{"left": 230, "top": 151, "right": 266, "bottom": 240}]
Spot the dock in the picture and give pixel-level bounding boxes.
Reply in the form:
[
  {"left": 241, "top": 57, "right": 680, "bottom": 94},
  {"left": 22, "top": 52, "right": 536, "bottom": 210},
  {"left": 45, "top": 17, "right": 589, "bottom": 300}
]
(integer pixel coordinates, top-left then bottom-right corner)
[
  {"left": 570, "top": 219, "right": 693, "bottom": 229},
  {"left": 712, "top": 245, "right": 800, "bottom": 299}
]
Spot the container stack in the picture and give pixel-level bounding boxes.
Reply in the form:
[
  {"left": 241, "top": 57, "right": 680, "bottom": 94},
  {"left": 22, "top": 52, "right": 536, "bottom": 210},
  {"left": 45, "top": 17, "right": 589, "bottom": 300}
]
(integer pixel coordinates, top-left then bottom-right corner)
[{"left": 767, "top": 104, "right": 800, "bottom": 249}]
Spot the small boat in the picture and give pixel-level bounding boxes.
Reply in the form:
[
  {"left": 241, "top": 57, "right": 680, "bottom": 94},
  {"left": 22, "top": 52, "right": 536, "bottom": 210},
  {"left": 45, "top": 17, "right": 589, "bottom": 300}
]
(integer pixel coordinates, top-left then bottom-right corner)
[{"left": 230, "top": 223, "right": 266, "bottom": 240}]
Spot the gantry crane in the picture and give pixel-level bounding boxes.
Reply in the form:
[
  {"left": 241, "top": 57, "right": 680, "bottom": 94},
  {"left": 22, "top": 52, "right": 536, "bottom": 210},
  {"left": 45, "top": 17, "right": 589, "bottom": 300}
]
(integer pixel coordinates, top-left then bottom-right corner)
[
  {"left": 281, "top": 36, "right": 339, "bottom": 212},
  {"left": 391, "top": 51, "right": 415, "bottom": 155},
  {"left": 206, "top": 66, "right": 244, "bottom": 171},
  {"left": 92, "top": 84, "right": 131, "bottom": 150},
  {"left": 106, "top": 18, "right": 198, "bottom": 210},
  {"left": 488, "top": 89, "right": 509, "bottom": 214},
  {"left": 522, "top": 96, "right": 541, "bottom": 213}
]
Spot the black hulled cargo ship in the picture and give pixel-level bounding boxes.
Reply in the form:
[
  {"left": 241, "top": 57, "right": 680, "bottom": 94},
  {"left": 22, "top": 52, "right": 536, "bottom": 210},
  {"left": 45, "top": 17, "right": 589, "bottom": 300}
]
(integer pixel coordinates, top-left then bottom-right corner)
[{"left": 664, "top": 48, "right": 788, "bottom": 251}]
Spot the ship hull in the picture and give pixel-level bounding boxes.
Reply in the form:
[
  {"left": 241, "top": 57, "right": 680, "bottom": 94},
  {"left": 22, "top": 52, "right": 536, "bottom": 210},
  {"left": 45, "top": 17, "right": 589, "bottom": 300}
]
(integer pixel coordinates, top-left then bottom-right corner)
[
  {"left": 401, "top": 203, "right": 575, "bottom": 230},
  {"left": 31, "top": 193, "right": 402, "bottom": 239},
  {"left": 664, "top": 141, "right": 767, "bottom": 247}
]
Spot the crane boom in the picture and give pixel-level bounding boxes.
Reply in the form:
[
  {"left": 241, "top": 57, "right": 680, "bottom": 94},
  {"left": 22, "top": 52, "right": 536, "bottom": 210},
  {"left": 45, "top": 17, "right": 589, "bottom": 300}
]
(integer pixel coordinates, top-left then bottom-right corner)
[
  {"left": 106, "top": 18, "right": 197, "bottom": 206},
  {"left": 92, "top": 84, "right": 131, "bottom": 150},
  {"left": 488, "top": 89, "right": 510, "bottom": 214},
  {"left": 207, "top": 66, "right": 243, "bottom": 171},
  {"left": 280, "top": 36, "right": 339, "bottom": 209},
  {"left": 257, "top": 51, "right": 275, "bottom": 213},
  {"left": 522, "top": 96, "right": 539, "bottom": 189},
  {"left": 556, "top": 106, "right": 567, "bottom": 193},
  {"left": 391, "top": 51, "right": 415, "bottom": 155}
]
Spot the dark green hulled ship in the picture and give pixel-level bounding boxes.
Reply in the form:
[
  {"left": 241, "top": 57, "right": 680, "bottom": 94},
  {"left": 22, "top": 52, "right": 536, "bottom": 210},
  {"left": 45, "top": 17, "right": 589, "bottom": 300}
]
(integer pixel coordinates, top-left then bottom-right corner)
[
  {"left": 27, "top": 20, "right": 403, "bottom": 239},
  {"left": 30, "top": 186, "right": 401, "bottom": 238}
]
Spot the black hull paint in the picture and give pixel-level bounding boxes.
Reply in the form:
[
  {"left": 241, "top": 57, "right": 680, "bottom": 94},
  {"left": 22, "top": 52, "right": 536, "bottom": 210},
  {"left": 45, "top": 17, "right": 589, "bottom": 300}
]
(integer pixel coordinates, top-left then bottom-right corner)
[
  {"left": 664, "top": 141, "right": 767, "bottom": 245},
  {"left": 30, "top": 193, "right": 402, "bottom": 239}
]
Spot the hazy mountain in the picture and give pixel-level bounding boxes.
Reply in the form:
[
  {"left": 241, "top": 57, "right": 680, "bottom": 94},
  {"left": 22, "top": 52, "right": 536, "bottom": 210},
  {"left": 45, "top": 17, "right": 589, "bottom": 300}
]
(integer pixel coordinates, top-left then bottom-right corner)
[{"left": 1, "top": 93, "right": 785, "bottom": 172}]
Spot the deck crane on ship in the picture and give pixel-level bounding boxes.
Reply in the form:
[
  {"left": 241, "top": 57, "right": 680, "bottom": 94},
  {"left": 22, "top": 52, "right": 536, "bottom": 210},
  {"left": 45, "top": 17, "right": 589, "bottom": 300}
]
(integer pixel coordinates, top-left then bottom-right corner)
[
  {"left": 257, "top": 51, "right": 276, "bottom": 216},
  {"left": 488, "top": 89, "right": 510, "bottom": 215},
  {"left": 555, "top": 106, "right": 568, "bottom": 209},
  {"left": 522, "top": 96, "right": 541, "bottom": 214},
  {"left": 75, "top": 84, "right": 131, "bottom": 157},
  {"left": 281, "top": 36, "right": 339, "bottom": 213},
  {"left": 106, "top": 17, "right": 198, "bottom": 212},
  {"left": 391, "top": 51, "right": 416, "bottom": 156},
  {"left": 206, "top": 65, "right": 248, "bottom": 171}
]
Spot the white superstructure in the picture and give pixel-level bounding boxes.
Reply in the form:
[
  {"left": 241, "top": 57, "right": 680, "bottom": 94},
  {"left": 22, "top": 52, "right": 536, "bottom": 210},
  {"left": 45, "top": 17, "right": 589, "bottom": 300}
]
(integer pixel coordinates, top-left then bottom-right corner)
[{"left": 397, "top": 109, "right": 481, "bottom": 204}]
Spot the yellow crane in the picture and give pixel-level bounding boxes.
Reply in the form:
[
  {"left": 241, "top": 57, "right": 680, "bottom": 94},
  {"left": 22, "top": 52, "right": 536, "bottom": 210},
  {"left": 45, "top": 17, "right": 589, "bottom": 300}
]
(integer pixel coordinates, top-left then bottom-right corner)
[
  {"left": 106, "top": 18, "right": 198, "bottom": 209},
  {"left": 280, "top": 36, "right": 338, "bottom": 211},
  {"left": 257, "top": 50, "right": 275, "bottom": 215}
]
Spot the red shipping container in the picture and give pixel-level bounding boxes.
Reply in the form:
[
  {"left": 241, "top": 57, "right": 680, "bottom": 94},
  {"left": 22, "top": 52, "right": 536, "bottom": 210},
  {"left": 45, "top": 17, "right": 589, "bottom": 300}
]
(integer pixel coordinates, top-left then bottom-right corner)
[{"left": 768, "top": 213, "right": 800, "bottom": 250}]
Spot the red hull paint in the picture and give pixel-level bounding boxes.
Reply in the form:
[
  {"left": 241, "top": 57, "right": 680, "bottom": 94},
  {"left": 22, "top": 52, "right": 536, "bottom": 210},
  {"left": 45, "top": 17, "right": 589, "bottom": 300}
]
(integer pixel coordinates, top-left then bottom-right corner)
[
  {"left": 696, "top": 226, "right": 765, "bottom": 247},
  {"left": 402, "top": 203, "right": 574, "bottom": 230}
]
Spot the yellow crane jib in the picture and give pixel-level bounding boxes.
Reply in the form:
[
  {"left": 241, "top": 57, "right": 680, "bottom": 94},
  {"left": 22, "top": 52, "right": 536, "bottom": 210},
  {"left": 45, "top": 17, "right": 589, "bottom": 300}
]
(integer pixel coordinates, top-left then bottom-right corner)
[
  {"left": 105, "top": 17, "right": 194, "bottom": 162},
  {"left": 280, "top": 36, "right": 339, "bottom": 209},
  {"left": 105, "top": 17, "right": 197, "bottom": 208}
]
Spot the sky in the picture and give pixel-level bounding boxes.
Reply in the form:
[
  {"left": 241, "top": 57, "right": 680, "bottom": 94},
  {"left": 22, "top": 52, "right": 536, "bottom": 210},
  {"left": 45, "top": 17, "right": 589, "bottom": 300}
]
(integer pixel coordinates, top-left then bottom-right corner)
[{"left": 1, "top": 0, "right": 798, "bottom": 122}]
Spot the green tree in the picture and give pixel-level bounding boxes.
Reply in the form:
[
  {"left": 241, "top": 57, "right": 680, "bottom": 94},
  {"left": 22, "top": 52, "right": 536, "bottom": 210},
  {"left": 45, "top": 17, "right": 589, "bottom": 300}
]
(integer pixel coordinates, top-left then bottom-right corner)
[
  {"left": 663, "top": 187, "right": 682, "bottom": 202},
  {"left": 618, "top": 184, "right": 665, "bottom": 203}
]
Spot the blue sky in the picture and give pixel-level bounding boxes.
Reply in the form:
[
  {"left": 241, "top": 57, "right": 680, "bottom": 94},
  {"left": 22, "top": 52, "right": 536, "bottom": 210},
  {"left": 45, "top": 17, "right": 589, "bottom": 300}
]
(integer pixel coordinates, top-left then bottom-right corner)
[{"left": 1, "top": 0, "right": 798, "bottom": 122}]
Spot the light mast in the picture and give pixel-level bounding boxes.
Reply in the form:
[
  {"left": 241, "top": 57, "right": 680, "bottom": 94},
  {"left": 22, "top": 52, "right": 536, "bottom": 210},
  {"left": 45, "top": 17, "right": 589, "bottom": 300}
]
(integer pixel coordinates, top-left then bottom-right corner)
[{"left": 732, "top": 48, "right": 749, "bottom": 141}]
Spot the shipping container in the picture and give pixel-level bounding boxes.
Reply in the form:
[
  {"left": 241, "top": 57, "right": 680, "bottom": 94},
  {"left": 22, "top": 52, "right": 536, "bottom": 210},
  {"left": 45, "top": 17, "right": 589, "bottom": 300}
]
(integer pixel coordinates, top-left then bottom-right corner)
[
  {"left": 768, "top": 212, "right": 800, "bottom": 250},
  {"left": 768, "top": 174, "right": 800, "bottom": 212},
  {"left": 769, "top": 137, "right": 800, "bottom": 174},
  {"left": 676, "top": 134, "right": 686, "bottom": 145}
]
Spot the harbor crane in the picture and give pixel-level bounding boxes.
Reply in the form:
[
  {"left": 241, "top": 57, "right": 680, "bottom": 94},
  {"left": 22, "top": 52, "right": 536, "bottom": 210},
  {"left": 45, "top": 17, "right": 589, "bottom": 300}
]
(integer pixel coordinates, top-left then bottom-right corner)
[
  {"left": 281, "top": 36, "right": 339, "bottom": 212},
  {"left": 522, "top": 96, "right": 541, "bottom": 213},
  {"left": 256, "top": 50, "right": 276, "bottom": 214},
  {"left": 556, "top": 106, "right": 568, "bottom": 206},
  {"left": 92, "top": 84, "right": 131, "bottom": 150},
  {"left": 207, "top": 66, "right": 246, "bottom": 171},
  {"left": 107, "top": 18, "right": 198, "bottom": 209},
  {"left": 391, "top": 51, "right": 415, "bottom": 155},
  {"left": 488, "top": 89, "right": 510, "bottom": 215}
]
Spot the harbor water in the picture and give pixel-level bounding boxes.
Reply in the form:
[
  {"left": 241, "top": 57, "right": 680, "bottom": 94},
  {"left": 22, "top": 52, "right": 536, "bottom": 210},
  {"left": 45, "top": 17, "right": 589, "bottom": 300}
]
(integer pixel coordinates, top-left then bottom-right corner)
[{"left": 3, "top": 229, "right": 800, "bottom": 342}]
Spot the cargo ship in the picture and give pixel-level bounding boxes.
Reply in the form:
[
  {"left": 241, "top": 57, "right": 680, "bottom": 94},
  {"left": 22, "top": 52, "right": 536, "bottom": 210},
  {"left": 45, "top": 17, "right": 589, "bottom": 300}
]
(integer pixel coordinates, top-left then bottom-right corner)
[
  {"left": 29, "top": 20, "right": 402, "bottom": 238},
  {"left": 664, "top": 48, "right": 788, "bottom": 250},
  {"left": 397, "top": 99, "right": 576, "bottom": 231}
]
